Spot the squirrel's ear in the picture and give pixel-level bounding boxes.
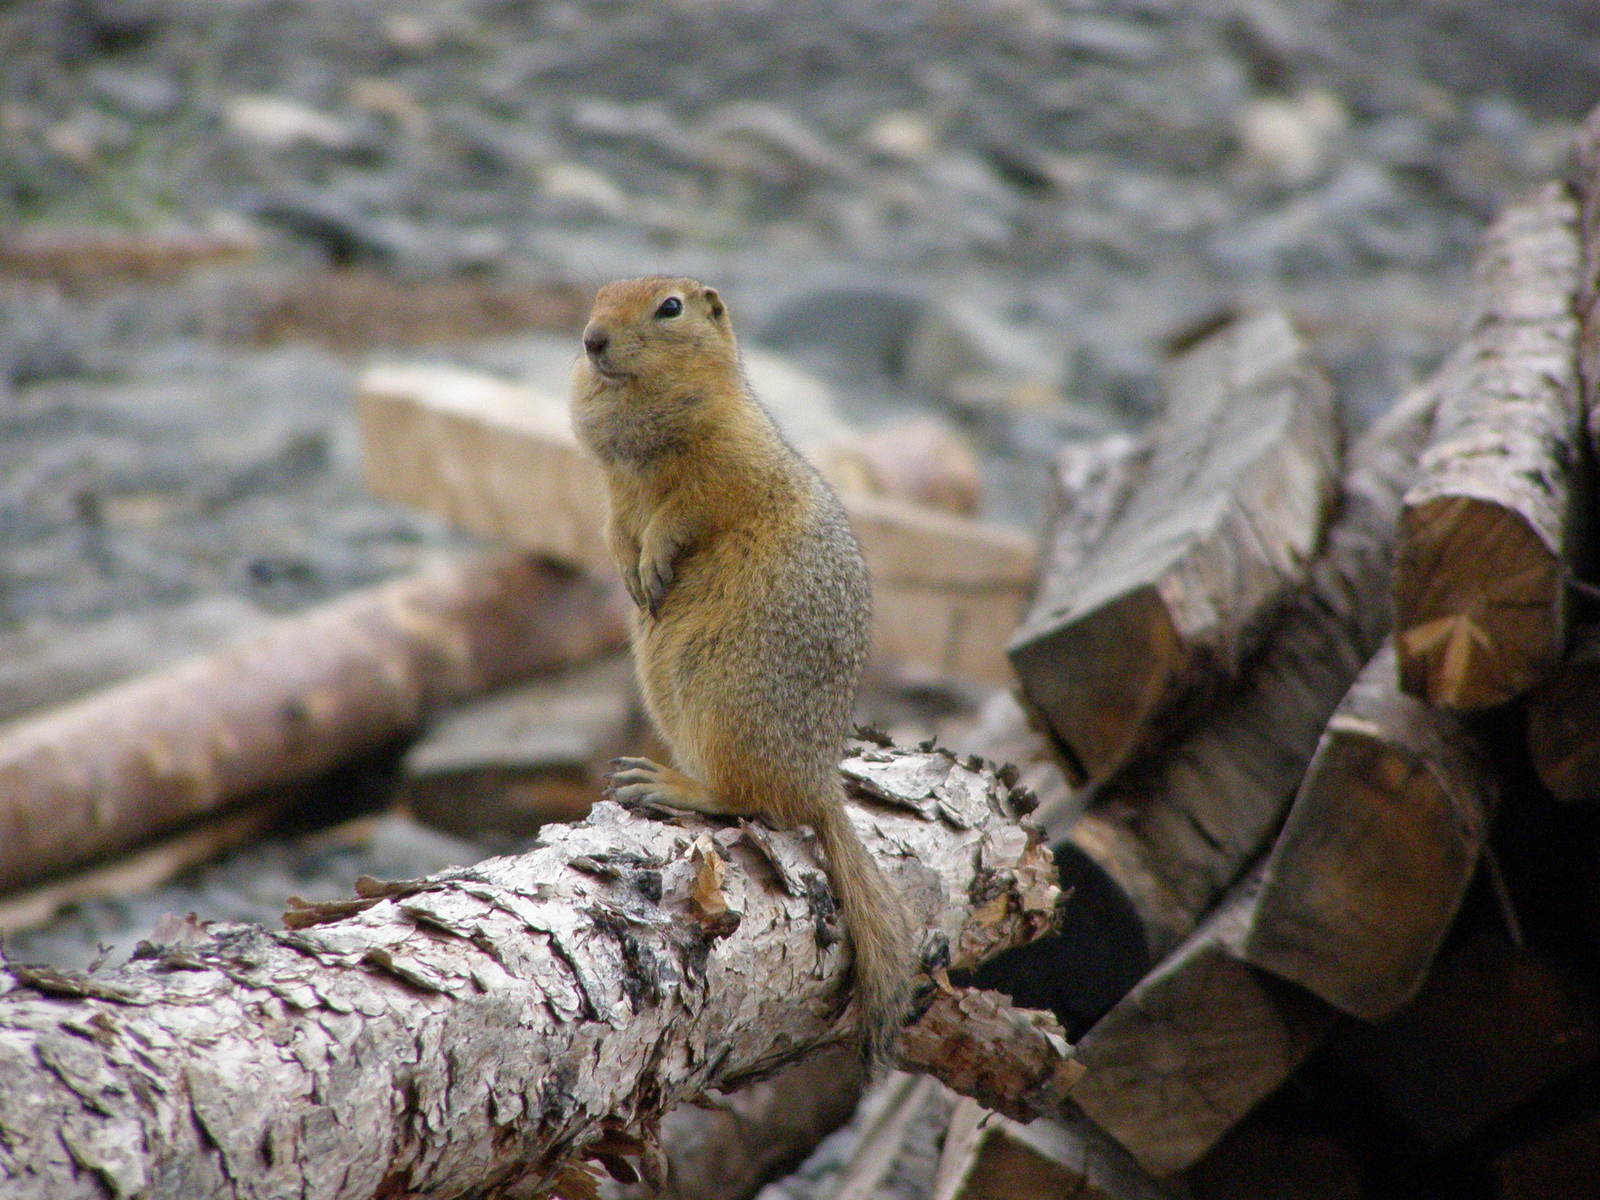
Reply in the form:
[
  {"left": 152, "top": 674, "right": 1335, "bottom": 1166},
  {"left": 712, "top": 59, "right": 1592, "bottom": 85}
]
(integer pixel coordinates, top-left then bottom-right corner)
[{"left": 703, "top": 288, "right": 725, "bottom": 320}]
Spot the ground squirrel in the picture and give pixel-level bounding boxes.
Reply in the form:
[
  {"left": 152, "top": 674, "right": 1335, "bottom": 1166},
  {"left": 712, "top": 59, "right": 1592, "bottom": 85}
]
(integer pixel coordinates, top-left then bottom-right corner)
[{"left": 570, "top": 275, "right": 916, "bottom": 1063}]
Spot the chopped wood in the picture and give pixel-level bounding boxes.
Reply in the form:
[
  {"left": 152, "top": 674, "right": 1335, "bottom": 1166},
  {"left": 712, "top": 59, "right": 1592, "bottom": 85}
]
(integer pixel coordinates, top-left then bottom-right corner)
[
  {"left": 1067, "top": 872, "right": 1334, "bottom": 1177},
  {"left": 0, "top": 747, "right": 1063, "bottom": 1200},
  {"left": 1321, "top": 931, "right": 1600, "bottom": 1148},
  {"left": 1393, "top": 182, "right": 1584, "bottom": 709},
  {"left": 606, "top": 1047, "right": 866, "bottom": 1200},
  {"left": 1567, "top": 103, "right": 1600, "bottom": 455},
  {"left": 825, "top": 1073, "right": 944, "bottom": 1200},
  {"left": 932, "top": 1096, "right": 1185, "bottom": 1200},
  {"left": 0, "top": 552, "right": 629, "bottom": 894},
  {"left": 355, "top": 362, "right": 1037, "bottom": 684},
  {"left": 1009, "top": 310, "right": 1340, "bottom": 785},
  {"left": 1526, "top": 624, "right": 1600, "bottom": 801},
  {"left": 398, "top": 653, "right": 645, "bottom": 838},
  {"left": 1067, "top": 375, "right": 1440, "bottom": 959},
  {"left": 1241, "top": 642, "right": 1498, "bottom": 1019}
]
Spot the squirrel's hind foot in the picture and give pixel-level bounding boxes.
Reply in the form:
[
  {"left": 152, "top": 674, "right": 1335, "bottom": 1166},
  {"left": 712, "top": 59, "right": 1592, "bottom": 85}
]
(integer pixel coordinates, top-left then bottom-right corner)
[{"left": 606, "top": 757, "right": 740, "bottom": 818}]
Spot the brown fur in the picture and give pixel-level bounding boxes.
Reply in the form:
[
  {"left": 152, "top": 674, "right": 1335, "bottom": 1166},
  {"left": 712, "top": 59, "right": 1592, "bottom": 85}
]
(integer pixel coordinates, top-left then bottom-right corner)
[{"left": 571, "top": 275, "right": 915, "bottom": 1062}]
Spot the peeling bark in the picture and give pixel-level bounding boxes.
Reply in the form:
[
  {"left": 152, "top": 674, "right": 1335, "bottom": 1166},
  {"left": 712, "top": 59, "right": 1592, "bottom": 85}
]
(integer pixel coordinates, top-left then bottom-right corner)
[{"left": 0, "top": 746, "right": 1064, "bottom": 1200}]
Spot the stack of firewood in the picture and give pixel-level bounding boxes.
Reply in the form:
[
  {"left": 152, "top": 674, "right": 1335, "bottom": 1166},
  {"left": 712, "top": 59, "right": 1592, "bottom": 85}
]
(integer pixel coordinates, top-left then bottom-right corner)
[{"left": 941, "top": 112, "right": 1600, "bottom": 1199}]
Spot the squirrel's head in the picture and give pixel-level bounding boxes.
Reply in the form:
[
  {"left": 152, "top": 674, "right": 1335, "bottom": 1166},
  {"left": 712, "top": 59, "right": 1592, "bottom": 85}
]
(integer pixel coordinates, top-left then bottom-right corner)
[{"left": 575, "top": 276, "right": 737, "bottom": 394}]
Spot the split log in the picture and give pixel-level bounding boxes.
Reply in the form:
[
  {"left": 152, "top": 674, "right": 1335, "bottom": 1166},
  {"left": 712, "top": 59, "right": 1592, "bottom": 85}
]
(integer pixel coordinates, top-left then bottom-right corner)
[
  {"left": 1241, "top": 642, "right": 1499, "bottom": 1019},
  {"left": 932, "top": 1096, "right": 1186, "bottom": 1200},
  {"left": 398, "top": 653, "right": 645, "bottom": 839},
  {"left": 0, "top": 746, "right": 1064, "bottom": 1200},
  {"left": 1526, "top": 624, "right": 1600, "bottom": 802},
  {"left": 606, "top": 1047, "right": 866, "bottom": 1200},
  {"left": 355, "top": 363, "right": 1036, "bottom": 684},
  {"left": 1067, "top": 872, "right": 1334, "bottom": 1177},
  {"left": 1067, "top": 373, "right": 1440, "bottom": 959},
  {"left": 1321, "top": 931, "right": 1600, "bottom": 1148},
  {"left": 1008, "top": 310, "right": 1339, "bottom": 785},
  {"left": 0, "top": 552, "right": 629, "bottom": 894},
  {"left": 824, "top": 1073, "right": 945, "bottom": 1200},
  {"left": 1393, "top": 182, "right": 1584, "bottom": 709}
]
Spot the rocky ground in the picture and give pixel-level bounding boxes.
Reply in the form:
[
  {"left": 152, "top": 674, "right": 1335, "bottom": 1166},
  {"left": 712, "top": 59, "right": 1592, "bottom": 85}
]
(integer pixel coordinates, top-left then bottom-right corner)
[{"left": 3, "top": 0, "right": 1600, "bottom": 1187}]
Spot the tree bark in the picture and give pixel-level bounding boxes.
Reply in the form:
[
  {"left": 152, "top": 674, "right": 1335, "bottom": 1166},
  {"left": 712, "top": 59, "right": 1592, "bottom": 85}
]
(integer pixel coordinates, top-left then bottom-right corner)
[
  {"left": 0, "top": 745, "right": 1065, "bottom": 1200},
  {"left": 1009, "top": 311, "right": 1340, "bottom": 785},
  {"left": 1393, "top": 182, "right": 1584, "bottom": 709},
  {"left": 0, "top": 552, "right": 630, "bottom": 894},
  {"left": 1066, "top": 374, "right": 1440, "bottom": 960}
]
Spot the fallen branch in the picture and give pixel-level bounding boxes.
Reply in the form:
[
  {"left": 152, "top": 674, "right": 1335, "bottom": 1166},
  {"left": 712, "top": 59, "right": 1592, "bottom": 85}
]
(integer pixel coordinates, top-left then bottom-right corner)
[
  {"left": 0, "top": 745, "right": 1065, "bottom": 1199},
  {"left": 0, "top": 552, "right": 629, "bottom": 894}
]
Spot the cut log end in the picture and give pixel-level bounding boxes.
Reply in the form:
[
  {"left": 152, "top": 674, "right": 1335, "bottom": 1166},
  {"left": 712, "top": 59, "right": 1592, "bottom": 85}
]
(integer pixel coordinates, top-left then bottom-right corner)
[
  {"left": 1394, "top": 495, "right": 1562, "bottom": 709},
  {"left": 1008, "top": 586, "right": 1183, "bottom": 786}
]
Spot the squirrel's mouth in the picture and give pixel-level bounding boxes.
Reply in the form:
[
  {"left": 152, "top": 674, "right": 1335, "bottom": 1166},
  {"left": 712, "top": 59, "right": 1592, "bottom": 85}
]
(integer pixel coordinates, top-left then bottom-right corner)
[{"left": 587, "top": 354, "right": 630, "bottom": 383}]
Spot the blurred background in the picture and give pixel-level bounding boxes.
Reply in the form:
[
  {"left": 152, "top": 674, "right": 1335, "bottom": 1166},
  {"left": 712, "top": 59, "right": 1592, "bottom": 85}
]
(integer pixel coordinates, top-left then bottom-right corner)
[{"left": 4, "top": 0, "right": 1597, "bottom": 636}]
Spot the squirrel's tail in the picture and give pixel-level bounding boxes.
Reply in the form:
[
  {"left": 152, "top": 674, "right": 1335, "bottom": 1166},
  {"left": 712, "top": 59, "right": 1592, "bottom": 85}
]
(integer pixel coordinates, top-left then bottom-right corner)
[{"left": 813, "top": 799, "right": 918, "bottom": 1066}]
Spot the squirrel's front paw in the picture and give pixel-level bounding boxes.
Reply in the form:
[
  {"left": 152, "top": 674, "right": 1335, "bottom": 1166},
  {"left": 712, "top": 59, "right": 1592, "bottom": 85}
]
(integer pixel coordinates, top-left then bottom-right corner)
[{"left": 638, "top": 551, "right": 676, "bottom": 617}]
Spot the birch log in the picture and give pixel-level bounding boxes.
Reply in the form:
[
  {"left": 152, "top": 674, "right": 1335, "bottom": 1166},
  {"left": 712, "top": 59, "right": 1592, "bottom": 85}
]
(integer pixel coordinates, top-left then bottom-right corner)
[
  {"left": 0, "top": 552, "right": 629, "bottom": 893},
  {"left": 1393, "top": 183, "right": 1583, "bottom": 709},
  {"left": 1009, "top": 311, "right": 1340, "bottom": 785},
  {"left": 0, "top": 746, "right": 1067, "bottom": 1200},
  {"left": 1241, "top": 643, "right": 1498, "bottom": 1019},
  {"left": 1067, "top": 376, "right": 1440, "bottom": 959}
]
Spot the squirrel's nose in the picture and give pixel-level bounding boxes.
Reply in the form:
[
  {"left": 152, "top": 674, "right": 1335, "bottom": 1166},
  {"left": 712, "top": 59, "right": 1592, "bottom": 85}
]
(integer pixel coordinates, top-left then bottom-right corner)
[{"left": 583, "top": 324, "right": 609, "bottom": 358}]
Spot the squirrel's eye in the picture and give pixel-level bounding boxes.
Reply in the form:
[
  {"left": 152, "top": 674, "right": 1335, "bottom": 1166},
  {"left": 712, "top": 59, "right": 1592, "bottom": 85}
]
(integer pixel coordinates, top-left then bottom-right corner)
[{"left": 654, "top": 296, "right": 683, "bottom": 319}]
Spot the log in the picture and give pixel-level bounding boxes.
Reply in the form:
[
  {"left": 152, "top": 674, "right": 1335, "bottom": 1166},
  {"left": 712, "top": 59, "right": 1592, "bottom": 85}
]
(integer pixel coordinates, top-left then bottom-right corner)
[
  {"left": 1241, "top": 642, "right": 1499, "bottom": 1019},
  {"left": 0, "top": 552, "right": 629, "bottom": 894},
  {"left": 1067, "top": 374, "right": 1440, "bottom": 959},
  {"left": 355, "top": 362, "right": 1037, "bottom": 684},
  {"left": 1067, "top": 871, "right": 1334, "bottom": 1177},
  {"left": 1008, "top": 310, "right": 1339, "bottom": 785},
  {"left": 0, "top": 746, "right": 1065, "bottom": 1200},
  {"left": 932, "top": 1096, "right": 1186, "bottom": 1200},
  {"left": 398, "top": 653, "right": 645, "bottom": 839},
  {"left": 1393, "top": 182, "right": 1584, "bottom": 709},
  {"left": 606, "top": 1047, "right": 866, "bottom": 1200},
  {"left": 1321, "top": 931, "right": 1600, "bottom": 1148},
  {"left": 1526, "top": 624, "right": 1600, "bottom": 802},
  {"left": 1567, "top": 102, "right": 1600, "bottom": 456}
]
